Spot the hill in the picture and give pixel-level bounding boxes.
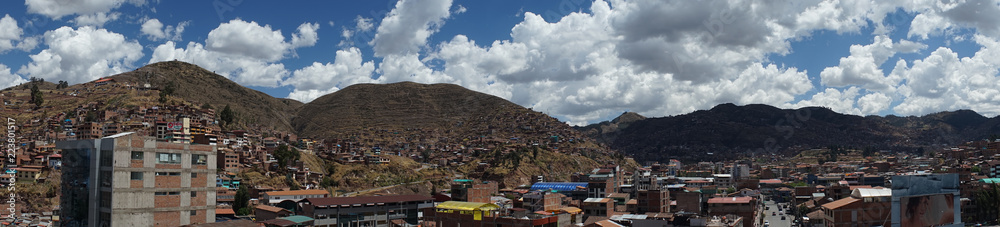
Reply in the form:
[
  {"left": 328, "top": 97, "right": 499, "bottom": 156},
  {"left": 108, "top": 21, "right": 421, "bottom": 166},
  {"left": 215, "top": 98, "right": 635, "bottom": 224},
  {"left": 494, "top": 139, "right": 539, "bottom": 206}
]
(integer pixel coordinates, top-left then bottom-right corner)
[
  {"left": 106, "top": 61, "right": 303, "bottom": 131},
  {"left": 294, "top": 82, "right": 636, "bottom": 187},
  {"left": 579, "top": 103, "right": 1000, "bottom": 163}
]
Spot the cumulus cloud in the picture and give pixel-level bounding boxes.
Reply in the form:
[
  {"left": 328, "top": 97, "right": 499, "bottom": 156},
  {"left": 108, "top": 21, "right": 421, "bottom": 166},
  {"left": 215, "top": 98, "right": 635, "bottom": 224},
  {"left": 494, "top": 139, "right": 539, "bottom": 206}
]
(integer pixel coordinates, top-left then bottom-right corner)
[
  {"left": 892, "top": 35, "right": 1000, "bottom": 116},
  {"left": 18, "top": 26, "right": 143, "bottom": 84},
  {"left": 909, "top": 0, "right": 1000, "bottom": 39},
  {"left": 371, "top": 0, "right": 452, "bottom": 56},
  {"left": 25, "top": 0, "right": 145, "bottom": 26},
  {"left": 149, "top": 19, "right": 319, "bottom": 87},
  {"left": 785, "top": 87, "right": 863, "bottom": 115},
  {"left": 820, "top": 35, "right": 926, "bottom": 91},
  {"left": 72, "top": 12, "right": 120, "bottom": 27},
  {"left": 283, "top": 47, "right": 377, "bottom": 102},
  {"left": 140, "top": 18, "right": 188, "bottom": 41},
  {"left": 0, "top": 14, "right": 21, "bottom": 53},
  {"left": 0, "top": 64, "right": 28, "bottom": 89}
]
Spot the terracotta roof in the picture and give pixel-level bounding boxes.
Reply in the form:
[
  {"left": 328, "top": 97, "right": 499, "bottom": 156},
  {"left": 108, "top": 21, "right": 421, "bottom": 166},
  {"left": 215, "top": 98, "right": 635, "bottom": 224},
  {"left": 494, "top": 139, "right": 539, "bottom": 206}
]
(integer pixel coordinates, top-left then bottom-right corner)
[
  {"left": 303, "top": 194, "right": 433, "bottom": 207},
  {"left": 264, "top": 189, "right": 329, "bottom": 196},
  {"left": 215, "top": 208, "right": 235, "bottom": 215},
  {"left": 625, "top": 199, "right": 637, "bottom": 205},
  {"left": 821, "top": 197, "right": 861, "bottom": 210},
  {"left": 255, "top": 205, "right": 289, "bottom": 214},
  {"left": 707, "top": 197, "right": 754, "bottom": 204},
  {"left": 759, "top": 179, "right": 782, "bottom": 184}
]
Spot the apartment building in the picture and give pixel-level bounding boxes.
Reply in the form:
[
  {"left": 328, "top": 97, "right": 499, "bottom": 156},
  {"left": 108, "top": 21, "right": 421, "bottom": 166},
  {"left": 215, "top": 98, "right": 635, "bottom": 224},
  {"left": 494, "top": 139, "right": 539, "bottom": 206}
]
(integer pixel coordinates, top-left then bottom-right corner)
[{"left": 57, "top": 132, "right": 216, "bottom": 227}]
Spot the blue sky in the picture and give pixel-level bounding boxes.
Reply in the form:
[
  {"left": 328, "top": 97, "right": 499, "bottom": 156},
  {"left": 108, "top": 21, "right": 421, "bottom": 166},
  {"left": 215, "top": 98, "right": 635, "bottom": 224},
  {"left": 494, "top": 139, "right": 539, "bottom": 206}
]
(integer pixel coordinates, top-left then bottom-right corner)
[{"left": 1, "top": 0, "right": 999, "bottom": 125}]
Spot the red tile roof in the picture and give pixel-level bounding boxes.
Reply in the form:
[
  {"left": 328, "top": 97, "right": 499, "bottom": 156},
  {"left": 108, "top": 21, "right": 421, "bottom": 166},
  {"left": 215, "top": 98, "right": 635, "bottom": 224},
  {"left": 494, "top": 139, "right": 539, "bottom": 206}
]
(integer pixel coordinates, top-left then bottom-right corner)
[
  {"left": 303, "top": 195, "right": 433, "bottom": 207},
  {"left": 821, "top": 197, "right": 861, "bottom": 210}
]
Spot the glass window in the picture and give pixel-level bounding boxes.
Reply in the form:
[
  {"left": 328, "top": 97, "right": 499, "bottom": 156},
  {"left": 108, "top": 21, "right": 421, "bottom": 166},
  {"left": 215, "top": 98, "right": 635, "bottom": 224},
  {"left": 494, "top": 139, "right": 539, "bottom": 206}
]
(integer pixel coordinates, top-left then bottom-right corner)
[
  {"left": 192, "top": 154, "right": 207, "bottom": 165},
  {"left": 130, "top": 172, "right": 143, "bottom": 180},
  {"left": 191, "top": 191, "right": 197, "bottom": 197},
  {"left": 131, "top": 151, "right": 143, "bottom": 160},
  {"left": 190, "top": 210, "right": 197, "bottom": 216},
  {"left": 192, "top": 173, "right": 198, "bottom": 178},
  {"left": 156, "top": 153, "right": 181, "bottom": 164},
  {"left": 154, "top": 192, "right": 167, "bottom": 196}
]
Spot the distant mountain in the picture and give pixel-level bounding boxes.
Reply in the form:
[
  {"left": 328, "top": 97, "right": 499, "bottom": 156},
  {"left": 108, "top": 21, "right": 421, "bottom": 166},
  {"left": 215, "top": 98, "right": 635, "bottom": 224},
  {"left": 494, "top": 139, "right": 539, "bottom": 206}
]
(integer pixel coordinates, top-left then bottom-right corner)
[{"left": 578, "top": 103, "right": 1000, "bottom": 163}]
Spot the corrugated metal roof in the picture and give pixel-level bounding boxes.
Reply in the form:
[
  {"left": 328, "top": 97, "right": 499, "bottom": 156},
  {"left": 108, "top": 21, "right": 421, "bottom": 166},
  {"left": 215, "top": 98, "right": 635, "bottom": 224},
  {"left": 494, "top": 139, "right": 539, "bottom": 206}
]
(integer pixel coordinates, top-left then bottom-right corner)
[
  {"left": 530, "top": 182, "right": 588, "bottom": 191},
  {"left": 851, "top": 188, "right": 891, "bottom": 198},
  {"left": 304, "top": 195, "right": 432, "bottom": 207},
  {"left": 436, "top": 201, "right": 500, "bottom": 211},
  {"left": 279, "top": 215, "right": 314, "bottom": 224}
]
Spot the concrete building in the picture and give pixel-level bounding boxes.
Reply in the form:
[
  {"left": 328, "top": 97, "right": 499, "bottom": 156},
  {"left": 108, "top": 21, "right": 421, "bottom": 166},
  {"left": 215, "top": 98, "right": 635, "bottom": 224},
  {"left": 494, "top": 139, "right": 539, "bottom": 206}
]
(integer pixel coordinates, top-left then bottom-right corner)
[
  {"left": 583, "top": 198, "right": 614, "bottom": 218},
  {"left": 57, "top": 132, "right": 216, "bottom": 227},
  {"left": 299, "top": 194, "right": 434, "bottom": 226}
]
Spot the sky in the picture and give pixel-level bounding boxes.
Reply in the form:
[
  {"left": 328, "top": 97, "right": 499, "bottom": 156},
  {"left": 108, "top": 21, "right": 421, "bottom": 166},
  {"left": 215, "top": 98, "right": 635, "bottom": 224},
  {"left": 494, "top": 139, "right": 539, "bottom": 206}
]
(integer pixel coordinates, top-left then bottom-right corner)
[{"left": 0, "top": 0, "right": 999, "bottom": 126}]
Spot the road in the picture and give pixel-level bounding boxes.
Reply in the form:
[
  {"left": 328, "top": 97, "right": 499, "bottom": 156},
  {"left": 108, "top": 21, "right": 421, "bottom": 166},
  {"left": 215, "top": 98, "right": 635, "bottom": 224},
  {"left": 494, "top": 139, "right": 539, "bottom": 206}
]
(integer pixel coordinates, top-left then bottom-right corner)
[{"left": 762, "top": 200, "right": 792, "bottom": 227}]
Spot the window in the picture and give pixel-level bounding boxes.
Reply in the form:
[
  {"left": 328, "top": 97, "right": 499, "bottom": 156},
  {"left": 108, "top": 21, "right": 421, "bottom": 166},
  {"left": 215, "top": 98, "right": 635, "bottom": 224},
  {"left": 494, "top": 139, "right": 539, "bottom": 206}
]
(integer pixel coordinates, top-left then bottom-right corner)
[
  {"left": 190, "top": 210, "right": 197, "bottom": 216},
  {"left": 192, "top": 154, "right": 207, "bottom": 165},
  {"left": 130, "top": 172, "right": 143, "bottom": 180},
  {"left": 156, "top": 153, "right": 181, "bottom": 164},
  {"left": 191, "top": 191, "right": 197, "bottom": 197},
  {"left": 191, "top": 173, "right": 197, "bottom": 178},
  {"left": 155, "top": 172, "right": 180, "bottom": 176},
  {"left": 131, "top": 151, "right": 143, "bottom": 160}
]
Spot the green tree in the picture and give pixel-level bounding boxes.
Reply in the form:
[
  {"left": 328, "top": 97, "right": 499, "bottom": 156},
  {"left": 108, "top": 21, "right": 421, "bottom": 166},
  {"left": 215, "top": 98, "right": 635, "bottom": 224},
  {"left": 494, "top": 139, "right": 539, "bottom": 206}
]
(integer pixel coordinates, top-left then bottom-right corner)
[
  {"left": 274, "top": 144, "right": 300, "bottom": 169},
  {"left": 973, "top": 165, "right": 982, "bottom": 173},
  {"left": 158, "top": 81, "right": 176, "bottom": 103},
  {"left": 975, "top": 183, "right": 1000, "bottom": 224},
  {"left": 233, "top": 184, "right": 250, "bottom": 215},
  {"left": 30, "top": 83, "right": 43, "bottom": 107},
  {"left": 220, "top": 104, "right": 236, "bottom": 128}
]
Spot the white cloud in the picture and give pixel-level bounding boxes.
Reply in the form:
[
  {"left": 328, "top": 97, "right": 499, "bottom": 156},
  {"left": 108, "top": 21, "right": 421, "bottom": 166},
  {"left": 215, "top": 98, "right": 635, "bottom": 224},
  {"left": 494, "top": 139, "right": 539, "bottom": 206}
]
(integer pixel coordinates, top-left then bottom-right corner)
[
  {"left": 291, "top": 22, "right": 320, "bottom": 48},
  {"left": 16, "top": 36, "right": 40, "bottom": 52},
  {"left": 0, "top": 64, "right": 28, "bottom": 89},
  {"left": 820, "top": 35, "right": 926, "bottom": 91},
  {"left": 454, "top": 5, "right": 467, "bottom": 14},
  {"left": 71, "top": 12, "right": 120, "bottom": 27},
  {"left": 140, "top": 18, "right": 188, "bottom": 41},
  {"left": 857, "top": 92, "right": 892, "bottom": 115},
  {"left": 371, "top": 0, "right": 452, "bottom": 56},
  {"left": 892, "top": 35, "right": 1000, "bottom": 116},
  {"left": 283, "top": 47, "right": 377, "bottom": 102},
  {"left": 0, "top": 14, "right": 21, "bottom": 53},
  {"left": 25, "top": 0, "right": 145, "bottom": 26},
  {"left": 908, "top": 0, "right": 1000, "bottom": 39},
  {"left": 206, "top": 19, "right": 289, "bottom": 61},
  {"left": 18, "top": 26, "right": 143, "bottom": 84},
  {"left": 148, "top": 41, "right": 289, "bottom": 87},
  {"left": 785, "top": 87, "right": 863, "bottom": 115}
]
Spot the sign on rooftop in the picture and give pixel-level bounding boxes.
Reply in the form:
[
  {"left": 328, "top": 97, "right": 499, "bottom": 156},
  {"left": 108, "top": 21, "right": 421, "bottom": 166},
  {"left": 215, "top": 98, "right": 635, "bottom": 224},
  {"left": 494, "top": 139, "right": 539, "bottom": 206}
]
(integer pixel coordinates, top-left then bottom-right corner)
[{"left": 167, "top": 122, "right": 183, "bottom": 131}]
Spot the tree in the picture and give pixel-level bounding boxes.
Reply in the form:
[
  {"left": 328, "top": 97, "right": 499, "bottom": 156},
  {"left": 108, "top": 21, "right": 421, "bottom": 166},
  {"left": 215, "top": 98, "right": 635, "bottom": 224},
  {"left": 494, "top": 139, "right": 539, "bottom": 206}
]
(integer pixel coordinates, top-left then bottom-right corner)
[
  {"left": 975, "top": 183, "right": 1000, "bottom": 224},
  {"left": 220, "top": 104, "right": 236, "bottom": 128},
  {"left": 274, "top": 144, "right": 300, "bottom": 169},
  {"left": 30, "top": 83, "right": 43, "bottom": 107},
  {"left": 158, "top": 81, "right": 176, "bottom": 103},
  {"left": 973, "top": 165, "right": 982, "bottom": 173},
  {"left": 233, "top": 184, "right": 250, "bottom": 215}
]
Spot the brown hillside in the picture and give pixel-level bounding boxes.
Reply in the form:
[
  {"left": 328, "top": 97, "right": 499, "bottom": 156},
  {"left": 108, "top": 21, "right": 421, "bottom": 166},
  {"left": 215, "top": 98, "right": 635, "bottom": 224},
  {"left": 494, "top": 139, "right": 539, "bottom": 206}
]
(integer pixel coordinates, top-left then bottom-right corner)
[{"left": 107, "top": 60, "right": 302, "bottom": 131}]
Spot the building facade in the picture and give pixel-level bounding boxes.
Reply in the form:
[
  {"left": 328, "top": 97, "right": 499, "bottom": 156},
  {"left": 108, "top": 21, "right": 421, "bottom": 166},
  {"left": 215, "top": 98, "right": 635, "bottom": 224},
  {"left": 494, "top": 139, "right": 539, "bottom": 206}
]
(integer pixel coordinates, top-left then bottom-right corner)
[
  {"left": 57, "top": 132, "right": 216, "bottom": 227},
  {"left": 299, "top": 195, "right": 434, "bottom": 226}
]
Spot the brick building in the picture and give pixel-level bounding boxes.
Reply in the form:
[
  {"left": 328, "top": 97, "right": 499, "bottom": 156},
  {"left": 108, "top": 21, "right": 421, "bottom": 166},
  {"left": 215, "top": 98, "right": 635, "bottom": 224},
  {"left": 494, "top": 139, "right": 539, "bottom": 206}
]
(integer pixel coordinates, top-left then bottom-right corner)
[
  {"left": 422, "top": 201, "right": 572, "bottom": 227},
  {"left": 706, "top": 197, "right": 757, "bottom": 227},
  {"left": 819, "top": 188, "right": 891, "bottom": 227},
  {"left": 451, "top": 180, "right": 499, "bottom": 203},
  {"left": 635, "top": 189, "right": 670, "bottom": 213},
  {"left": 57, "top": 132, "right": 217, "bottom": 227}
]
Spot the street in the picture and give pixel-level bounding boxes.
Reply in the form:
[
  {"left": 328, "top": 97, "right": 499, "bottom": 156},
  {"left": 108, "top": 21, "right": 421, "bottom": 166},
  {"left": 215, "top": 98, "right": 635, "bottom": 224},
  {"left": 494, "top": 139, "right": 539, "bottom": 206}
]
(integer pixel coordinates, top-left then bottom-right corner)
[{"left": 762, "top": 200, "right": 792, "bottom": 227}]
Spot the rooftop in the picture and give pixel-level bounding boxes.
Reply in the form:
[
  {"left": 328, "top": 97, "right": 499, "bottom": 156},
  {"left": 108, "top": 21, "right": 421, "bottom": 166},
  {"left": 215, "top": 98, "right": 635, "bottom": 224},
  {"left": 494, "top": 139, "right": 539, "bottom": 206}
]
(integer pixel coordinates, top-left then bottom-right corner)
[
  {"left": 821, "top": 197, "right": 861, "bottom": 210},
  {"left": 707, "top": 197, "right": 754, "bottom": 204},
  {"left": 530, "top": 182, "right": 588, "bottom": 191},
  {"left": 264, "top": 189, "right": 330, "bottom": 196},
  {"left": 303, "top": 194, "right": 432, "bottom": 207}
]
